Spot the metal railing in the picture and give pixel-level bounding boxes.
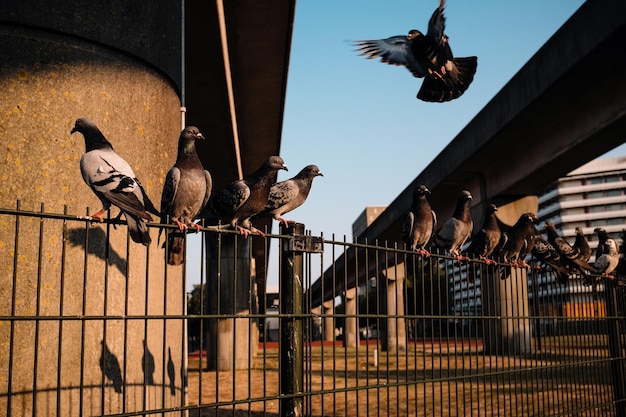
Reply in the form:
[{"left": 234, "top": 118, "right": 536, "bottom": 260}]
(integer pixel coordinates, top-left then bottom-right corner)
[{"left": 1, "top": 204, "right": 625, "bottom": 416}]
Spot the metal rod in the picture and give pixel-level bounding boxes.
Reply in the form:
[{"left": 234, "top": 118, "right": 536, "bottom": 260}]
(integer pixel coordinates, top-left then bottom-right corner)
[{"left": 280, "top": 223, "right": 304, "bottom": 417}]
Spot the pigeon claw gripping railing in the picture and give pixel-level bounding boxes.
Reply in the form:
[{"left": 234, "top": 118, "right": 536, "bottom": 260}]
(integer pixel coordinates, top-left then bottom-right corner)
[{"left": 280, "top": 223, "right": 324, "bottom": 417}]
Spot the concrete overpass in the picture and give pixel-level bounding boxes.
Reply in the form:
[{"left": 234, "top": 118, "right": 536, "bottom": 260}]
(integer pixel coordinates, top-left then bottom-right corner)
[{"left": 307, "top": 0, "right": 626, "bottom": 308}]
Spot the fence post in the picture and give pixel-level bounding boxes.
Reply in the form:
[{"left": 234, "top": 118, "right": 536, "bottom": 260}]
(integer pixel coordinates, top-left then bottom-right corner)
[
  {"left": 279, "top": 223, "right": 323, "bottom": 417},
  {"left": 605, "top": 279, "right": 626, "bottom": 417}
]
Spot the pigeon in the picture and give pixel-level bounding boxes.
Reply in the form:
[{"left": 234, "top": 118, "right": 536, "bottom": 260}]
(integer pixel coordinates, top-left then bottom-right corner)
[
  {"left": 594, "top": 227, "right": 613, "bottom": 261},
  {"left": 72, "top": 118, "right": 160, "bottom": 246},
  {"left": 204, "top": 156, "right": 288, "bottom": 237},
  {"left": 158, "top": 126, "right": 212, "bottom": 266},
  {"left": 354, "top": 0, "right": 477, "bottom": 102},
  {"left": 99, "top": 340, "right": 123, "bottom": 393},
  {"left": 544, "top": 222, "right": 595, "bottom": 276},
  {"left": 254, "top": 164, "right": 323, "bottom": 227},
  {"left": 466, "top": 204, "right": 501, "bottom": 265},
  {"left": 573, "top": 227, "right": 592, "bottom": 262},
  {"left": 531, "top": 235, "right": 570, "bottom": 284},
  {"left": 497, "top": 213, "right": 538, "bottom": 270},
  {"left": 402, "top": 185, "right": 437, "bottom": 257},
  {"left": 431, "top": 190, "right": 473, "bottom": 261},
  {"left": 594, "top": 237, "right": 620, "bottom": 279}
]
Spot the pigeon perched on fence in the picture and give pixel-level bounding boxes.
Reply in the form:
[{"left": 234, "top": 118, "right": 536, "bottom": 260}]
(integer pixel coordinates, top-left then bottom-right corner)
[
  {"left": 497, "top": 213, "right": 538, "bottom": 271},
  {"left": 72, "top": 118, "right": 160, "bottom": 246},
  {"left": 431, "top": 190, "right": 473, "bottom": 261},
  {"left": 204, "top": 156, "right": 287, "bottom": 238},
  {"left": 573, "top": 227, "right": 592, "bottom": 263},
  {"left": 466, "top": 204, "right": 501, "bottom": 265},
  {"left": 594, "top": 228, "right": 620, "bottom": 279},
  {"left": 531, "top": 235, "right": 570, "bottom": 284},
  {"left": 159, "top": 126, "right": 212, "bottom": 266},
  {"left": 354, "top": 0, "right": 477, "bottom": 102},
  {"left": 254, "top": 164, "right": 323, "bottom": 227},
  {"left": 544, "top": 222, "right": 595, "bottom": 277},
  {"left": 402, "top": 185, "right": 437, "bottom": 257}
]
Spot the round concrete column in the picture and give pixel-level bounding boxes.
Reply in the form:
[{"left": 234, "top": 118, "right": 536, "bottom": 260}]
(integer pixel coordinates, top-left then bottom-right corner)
[{"left": 0, "top": 3, "right": 184, "bottom": 415}]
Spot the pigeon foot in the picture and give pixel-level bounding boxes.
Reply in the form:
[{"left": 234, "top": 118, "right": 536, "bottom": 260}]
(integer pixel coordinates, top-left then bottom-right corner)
[
  {"left": 91, "top": 209, "right": 107, "bottom": 223},
  {"left": 174, "top": 219, "right": 187, "bottom": 232}
]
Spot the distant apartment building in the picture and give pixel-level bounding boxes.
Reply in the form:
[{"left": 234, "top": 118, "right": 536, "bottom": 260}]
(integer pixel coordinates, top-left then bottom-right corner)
[{"left": 453, "top": 155, "right": 626, "bottom": 322}]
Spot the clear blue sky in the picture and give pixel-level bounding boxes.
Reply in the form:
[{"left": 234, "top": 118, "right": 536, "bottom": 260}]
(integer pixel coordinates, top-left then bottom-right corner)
[{"left": 188, "top": 0, "right": 626, "bottom": 290}]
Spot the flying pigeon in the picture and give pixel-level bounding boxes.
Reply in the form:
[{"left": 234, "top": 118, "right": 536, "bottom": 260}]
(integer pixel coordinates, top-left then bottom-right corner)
[
  {"left": 354, "top": 0, "right": 477, "bottom": 102},
  {"left": 402, "top": 185, "right": 437, "bottom": 257},
  {"left": 158, "top": 126, "right": 212, "bottom": 266},
  {"left": 254, "top": 164, "right": 323, "bottom": 227},
  {"left": 497, "top": 213, "right": 538, "bottom": 270},
  {"left": 204, "top": 156, "right": 288, "bottom": 238},
  {"left": 431, "top": 190, "right": 473, "bottom": 261},
  {"left": 544, "top": 222, "right": 595, "bottom": 276},
  {"left": 573, "top": 227, "right": 592, "bottom": 262},
  {"left": 71, "top": 118, "right": 160, "bottom": 246},
  {"left": 466, "top": 204, "right": 501, "bottom": 265},
  {"left": 531, "top": 235, "right": 570, "bottom": 284},
  {"left": 594, "top": 237, "right": 620, "bottom": 279}
]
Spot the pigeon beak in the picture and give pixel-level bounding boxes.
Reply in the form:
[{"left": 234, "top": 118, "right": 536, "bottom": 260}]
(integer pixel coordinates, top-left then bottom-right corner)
[
  {"left": 282, "top": 165, "right": 288, "bottom": 171},
  {"left": 196, "top": 133, "right": 205, "bottom": 141},
  {"left": 70, "top": 127, "right": 78, "bottom": 134},
  {"left": 318, "top": 172, "right": 324, "bottom": 177}
]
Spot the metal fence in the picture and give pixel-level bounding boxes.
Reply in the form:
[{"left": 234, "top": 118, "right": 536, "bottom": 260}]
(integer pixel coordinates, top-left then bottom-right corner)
[{"left": 1, "top": 204, "right": 626, "bottom": 416}]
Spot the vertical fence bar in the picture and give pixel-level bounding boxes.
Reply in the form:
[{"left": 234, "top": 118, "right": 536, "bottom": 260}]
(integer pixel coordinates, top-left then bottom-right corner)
[
  {"left": 280, "top": 223, "right": 304, "bottom": 417},
  {"left": 606, "top": 279, "right": 626, "bottom": 417}
]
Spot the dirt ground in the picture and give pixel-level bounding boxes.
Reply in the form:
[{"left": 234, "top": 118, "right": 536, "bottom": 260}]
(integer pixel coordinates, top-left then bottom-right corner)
[{"left": 186, "top": 339, "right": 617, "bottom": 417}]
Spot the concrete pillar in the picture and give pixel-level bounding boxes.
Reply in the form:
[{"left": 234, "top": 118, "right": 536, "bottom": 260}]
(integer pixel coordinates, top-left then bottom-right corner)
[
  {"left": 0, "top": 2, "right": 183, "bottom": 416},
  {"left": 205, "top": 234, "right": 258, "bottom": 370},
  {"left": 482, "top": 268, "right": 533, "bottom": 355},
  {"left": 343, "top": 288, "right": 358, "bottom": 348},
  {"left": 322, "top": 300, "right": 335, "bottom": 342},
  {"left": 381, "top": 266, "right": 407, "bottom": 353}
]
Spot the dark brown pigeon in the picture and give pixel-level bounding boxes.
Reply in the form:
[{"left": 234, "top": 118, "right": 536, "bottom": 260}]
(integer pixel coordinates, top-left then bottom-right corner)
[
  {"left": 531, "top": 235, "right": 570, "bottom": 284},
  {"left": 158, "top": 126, "right": 212, "bottom": 266},
  {"left": 594, "top": 227, "right": 613, "bottom": 261},
  {"left": 254, "top": 164, "right": 323, "bottom": 227},
  {"left": 466, "top": 204, "right": 501, "bottom": 265},
  {"left": 497, "top": 213, "right": 538, "bottom": 270},
  {"left": 431, "top": 190, "right": 473, "bottom": 261},
  {"left": 72, "top": 118, "right": 160, "bottom": 246},
  {"left": 354, "top": 0, "right": 477, "bottom": 102},
  {"left": 573, "top": 227, "right": 592, "bottom": 263},
  {"left": 204, "top": 156, "right": 288, "bottom": 237},
  {"left": 402, "top": 185, "right": 437, "bottom": 257},
  {"left": 544, "top": 222, "right": 595, "bottom": 276}
]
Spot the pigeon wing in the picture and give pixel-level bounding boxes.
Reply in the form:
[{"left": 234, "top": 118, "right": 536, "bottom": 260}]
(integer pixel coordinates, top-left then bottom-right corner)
[
  {"left": 160, "top": 166, "right": 180, "bottom": 224},
  {"left": 266, "top": 180, "right": 299, "bottom": 211},
  {"left": 355, "top": 36, "right": 425, "bottom": 78}
]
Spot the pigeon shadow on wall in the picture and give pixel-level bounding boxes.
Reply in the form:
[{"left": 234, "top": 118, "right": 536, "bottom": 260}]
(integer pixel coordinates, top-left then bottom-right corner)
[
  {"left": 99, "top": 340, "right": 124, "bottom": 394},
  {"left": 67, "top": 226, "right": 127, "bottom": 274}
]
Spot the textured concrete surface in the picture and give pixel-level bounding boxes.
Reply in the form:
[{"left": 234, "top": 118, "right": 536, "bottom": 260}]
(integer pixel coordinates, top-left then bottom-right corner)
[{"left": 0, "top": 7, "right": 184, "bottom": 415}]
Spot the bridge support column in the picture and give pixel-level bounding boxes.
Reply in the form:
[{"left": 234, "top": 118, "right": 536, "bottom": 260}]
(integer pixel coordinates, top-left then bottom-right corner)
[
  {"left": 343, "top": 288, "right": 359, "bottom": 348},
  {"left": 381, "top": 265, "right": 407, "bottom": 353}
]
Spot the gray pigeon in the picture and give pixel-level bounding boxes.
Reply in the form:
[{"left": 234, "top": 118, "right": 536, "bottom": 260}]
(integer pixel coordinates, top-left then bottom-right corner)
[
  {"left": 466, "top": 204, "right": 501, "bottom": 265},
  {"left": 402, "top": 185, "right": 436, "bottom": 257},
  {"left": 254, "top": 164, "right": 323, "bottom": 227},
  {"left": 204, "top": 156, "right": 288, "bottom": 237},
  {"left": 531, "top": 235, "right": 570, "bottom": 284},
  {"left": 497, "top": 213, "right": 538, "bottom": 270},
  {"left": 354, "top": 0, "right": 477, "bottom": 102},
  {"left": 159, "top": 126, "right": 212, "bottom": 265},
  {"left": 72, "top": 118, "right": 160, "bottom": 246},
  {"left": 431, "top": 190, "right": 473, "bottom": 260},
  {"left": 594, "top": 228, "right": 619, "bottom": 279},
  {"left": 544, "top": 222, "right": 595, "bottom": 276}
]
